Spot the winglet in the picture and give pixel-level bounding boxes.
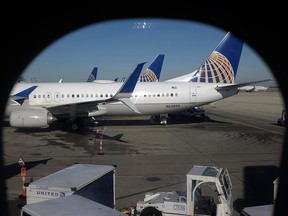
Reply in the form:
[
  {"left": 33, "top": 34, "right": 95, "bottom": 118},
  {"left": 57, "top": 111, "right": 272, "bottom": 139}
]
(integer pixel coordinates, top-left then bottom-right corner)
[
  {"left": 11, "top": 85, "right": 38, "bottom": 105},
  {"left": 139, "top": 54, "right": 165, "bottom": 82},
  {"left": 190, "top": 32, "right": 244, "bottom": 84},
  {"left": 87, "top": 67, "right": 98, "bottom": 82},
  {"left": 113, "top": 62, "right": 146, "bottom": 100}
]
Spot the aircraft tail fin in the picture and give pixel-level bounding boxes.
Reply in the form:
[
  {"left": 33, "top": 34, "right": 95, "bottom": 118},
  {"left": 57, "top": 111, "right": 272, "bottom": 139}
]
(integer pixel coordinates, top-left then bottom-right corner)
[
  {"left": 11, "top": 85, "right": 38, "bottom": 105},
  {"left": 115, "top": 55, "right": 165, "bottom": 83},
  {"left": 87, "top": 67, "right": 98, "bottom": 82},
  {"left": 190, "top": 32, "right": 244, "bottom": 84},
  {"left": 139, "top": 54, "right": 165, "bottom": 82}
]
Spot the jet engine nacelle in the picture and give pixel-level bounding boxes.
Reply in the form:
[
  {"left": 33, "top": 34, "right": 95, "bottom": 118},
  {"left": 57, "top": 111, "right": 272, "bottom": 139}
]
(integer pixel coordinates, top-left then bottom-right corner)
[{"left": 9, "top": 109, "right": 55, "bottom": 128}]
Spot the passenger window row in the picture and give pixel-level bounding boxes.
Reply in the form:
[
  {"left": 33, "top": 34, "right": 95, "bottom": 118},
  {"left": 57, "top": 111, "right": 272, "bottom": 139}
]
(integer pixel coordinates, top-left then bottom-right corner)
[{"left": 32, "top": 92, "right": 178, "bottom": 99}]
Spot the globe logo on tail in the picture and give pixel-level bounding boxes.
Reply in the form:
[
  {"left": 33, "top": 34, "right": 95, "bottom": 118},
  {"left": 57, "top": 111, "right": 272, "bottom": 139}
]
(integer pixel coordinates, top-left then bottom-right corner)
[
  {"left": 87, "top": 74, "right": 96, "bottom": 82},
  {"left": 139, "top": 69, "right": 158, "bottom": 82},
  {"left": 190, "top": 51, "right": 235, "bottom": 84}
]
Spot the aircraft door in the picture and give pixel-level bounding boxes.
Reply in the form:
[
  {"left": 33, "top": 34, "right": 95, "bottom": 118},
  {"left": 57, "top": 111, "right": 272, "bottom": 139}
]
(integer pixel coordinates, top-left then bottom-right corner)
[{"left": 189, "top": 87, "right": 197, "bottom": 103}]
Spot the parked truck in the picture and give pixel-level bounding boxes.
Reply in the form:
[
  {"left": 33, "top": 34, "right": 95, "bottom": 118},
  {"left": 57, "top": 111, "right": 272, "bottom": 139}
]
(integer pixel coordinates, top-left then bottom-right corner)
[{"left": 130, "top": 165, "right": 233, "bottom": 216}]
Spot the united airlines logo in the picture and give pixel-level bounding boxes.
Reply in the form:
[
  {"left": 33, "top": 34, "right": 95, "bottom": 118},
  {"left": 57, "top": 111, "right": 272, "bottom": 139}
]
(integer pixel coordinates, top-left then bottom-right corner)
[
  {"left": 190, "top": 51, "right": 235, "bottom": 84},
  {"left": 139, "top": 69, "right": 158, "bottom": 82},
  {"left": 87, "top": 74, "right": 96, "bottom": 82}
]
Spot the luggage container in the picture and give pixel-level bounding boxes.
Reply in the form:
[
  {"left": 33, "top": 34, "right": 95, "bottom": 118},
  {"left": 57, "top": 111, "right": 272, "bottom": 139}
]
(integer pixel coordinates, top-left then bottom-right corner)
[
  {"left": 21, "top": 194, "right": 127, "bottom": 216},
  {"left": 26, "top": 163, "right": 115, "bottom": 209}
]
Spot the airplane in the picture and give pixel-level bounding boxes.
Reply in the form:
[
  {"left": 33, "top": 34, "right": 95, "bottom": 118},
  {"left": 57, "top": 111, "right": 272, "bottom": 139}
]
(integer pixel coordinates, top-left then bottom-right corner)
[
  {"left": 4, "top": 55, "right": 165, "bottom": 129},
  {"left": 254, "top": 86, "right": 268, "bottom": 91},
  {"left": 86, "top": 67, "right": 98, "bottom": 82},
  {"left": 5, "top": 32, "right": 271, "bottom": 130},
  {"left": 138, "top": 54, "right": 164, "bottom": 82},
  {"left": 112, "top": 54, "right": 164, "bottom": 83},
  {"left": 59, "top": 67, "right": 98, "bottom": 83},
  {"left": 85, "top": 54, "right": 164, "bottom": 85},
  {"left": 238, "top": 85, "right": 268, "bottom": 92}
]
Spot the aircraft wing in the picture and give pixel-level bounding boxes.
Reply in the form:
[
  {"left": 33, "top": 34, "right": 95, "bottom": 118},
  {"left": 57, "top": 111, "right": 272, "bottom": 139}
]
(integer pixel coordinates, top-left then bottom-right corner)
[
  {"left": 214, "top": 78, "right": 272, "bottom": 90},
  {"left": 47, "top": 62, "right": 146, "bottom": 118}
]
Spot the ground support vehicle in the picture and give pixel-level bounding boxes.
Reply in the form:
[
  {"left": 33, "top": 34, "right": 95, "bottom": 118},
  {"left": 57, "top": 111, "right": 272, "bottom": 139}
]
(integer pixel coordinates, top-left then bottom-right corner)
[
  {"left": 168, "top": 107, "right": 206, "bottom": 121},
  {"left": 131, "top": 165, "right": 233, "bottom": 216}
]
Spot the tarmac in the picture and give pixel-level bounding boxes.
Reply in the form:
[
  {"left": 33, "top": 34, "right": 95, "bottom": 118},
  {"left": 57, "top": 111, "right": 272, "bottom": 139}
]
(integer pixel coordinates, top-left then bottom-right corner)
[{"left": 3, "top": 90, "right": 285, "bottom": 216}]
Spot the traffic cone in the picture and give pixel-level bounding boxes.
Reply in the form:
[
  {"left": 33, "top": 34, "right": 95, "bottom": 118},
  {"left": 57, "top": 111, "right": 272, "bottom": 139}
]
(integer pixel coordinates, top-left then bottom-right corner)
[
  {"left": 19, "top": 166, "right": 27, "bottom": 199},
  {"left": 98, "top": 139, "right": 104, "bottom": 155}
]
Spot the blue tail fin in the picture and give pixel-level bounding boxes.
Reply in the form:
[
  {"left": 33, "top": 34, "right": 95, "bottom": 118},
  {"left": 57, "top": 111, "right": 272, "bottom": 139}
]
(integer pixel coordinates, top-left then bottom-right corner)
[
  {"left": 11, "top": 85, "right": 38, "bottom": 105},
  {"left": 12, "top": 85, "right": 38, "bottom": 99},
  {"left": 190, "top": 32, "right": 243, "bottom": 84},
  {"left": 139, "top": 54, "right": 165, "bottom": 82},
  {"left": 87, "top": 67, "right": 98, "bottom": 82}
]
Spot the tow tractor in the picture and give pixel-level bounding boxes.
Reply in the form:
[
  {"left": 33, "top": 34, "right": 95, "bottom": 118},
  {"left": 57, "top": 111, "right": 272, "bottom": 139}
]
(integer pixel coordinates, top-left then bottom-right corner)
[{"left": 130, "top": 165, "right": 233, "bottom": 216}]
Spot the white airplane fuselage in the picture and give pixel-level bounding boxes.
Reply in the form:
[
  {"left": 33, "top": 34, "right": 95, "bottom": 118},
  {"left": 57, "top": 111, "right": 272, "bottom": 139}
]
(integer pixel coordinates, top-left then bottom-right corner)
[{"left": 8, "top": 81, "right": 238, "bottom": 118}]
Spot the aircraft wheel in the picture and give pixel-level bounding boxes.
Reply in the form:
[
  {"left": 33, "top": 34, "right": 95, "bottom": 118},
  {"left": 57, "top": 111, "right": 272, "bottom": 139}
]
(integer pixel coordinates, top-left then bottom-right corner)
[
  {"left": 160, "top": 115, "right": 168, "bottom": 125},
  {"left": 71, "top": 119, "right": 84, "bottom": 130},
  {"left": 140, "top": 207, "right": 162, "bottom": 216},
  {"left": 71, "top": 122, "right": 79, "bottom": 130}
]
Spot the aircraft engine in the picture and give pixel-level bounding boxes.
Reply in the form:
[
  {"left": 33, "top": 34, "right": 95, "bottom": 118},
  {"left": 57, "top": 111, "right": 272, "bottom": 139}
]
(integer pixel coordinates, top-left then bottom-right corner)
[{"left": 9, "top": 109, "right": 55, "bottom": 128}]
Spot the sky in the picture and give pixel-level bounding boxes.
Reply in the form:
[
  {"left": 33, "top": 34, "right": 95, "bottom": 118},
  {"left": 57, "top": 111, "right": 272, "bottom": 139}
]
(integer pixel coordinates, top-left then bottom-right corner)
[{"left": 21, "top": 18, "right": 276, "bottom": 86}]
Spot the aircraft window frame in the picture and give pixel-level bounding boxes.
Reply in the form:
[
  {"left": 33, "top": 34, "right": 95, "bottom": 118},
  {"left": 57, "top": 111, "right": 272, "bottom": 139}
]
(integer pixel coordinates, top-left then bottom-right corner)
[{"left": 1, "top": 13, "right": 285, "bottom": 216}]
